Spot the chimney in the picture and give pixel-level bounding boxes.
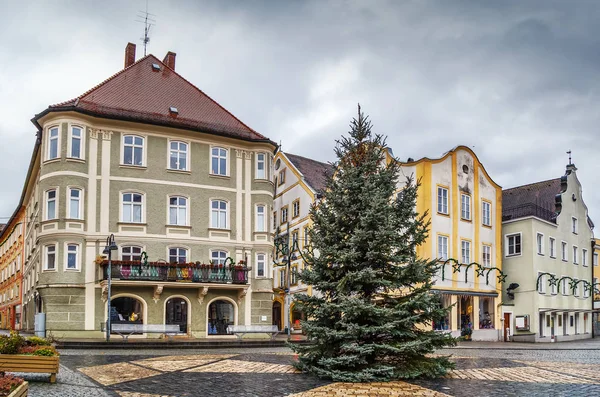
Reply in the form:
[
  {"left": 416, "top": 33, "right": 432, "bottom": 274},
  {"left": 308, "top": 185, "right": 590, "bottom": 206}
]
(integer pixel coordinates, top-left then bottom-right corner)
[
  {"left": 124, "top": 43, "right": 136, "bottom": 68},
  {"left": 163, "top": 51, "right": 176, "bottom": 70}
]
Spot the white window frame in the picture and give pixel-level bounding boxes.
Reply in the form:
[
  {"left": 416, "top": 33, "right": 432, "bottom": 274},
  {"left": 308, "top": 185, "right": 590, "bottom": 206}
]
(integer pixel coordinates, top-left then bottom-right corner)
[
  {"left": 582, "top": 249, "right": 588, "bottom": 267},
  {"left": 505, "top": 233, "right": 522, "bottom": 257},
  {"left": 120, "top": 245, "right": 143, "bottom": 261},
  {"left": 210, "top": 199, "right": 229, "bottom": 229},
  {"left": 168, "top": 140, "right": 189, "bottom": 171},
  {"left": 121, "top": 134, "right": 146, "bottom": 167},
  {"left": 572, "top": 217, "right": 578, "bottom": 234},
  {"left": 562, "top": 241, "right": 568, "bottom": 261},
  {"left": 537, "top": 272, "right": 546, "bottom": 294},
  {"left": 461, "top": 194, "right": 471, "bottom": 220},
  {"left": 64, "top": 243, "right": 80, "bottom": 271},
  {"left": 68, "top": 124, "right": 85, "bottom": 160},
  {"left": 573, "top": 279, "right": 580, "bottom": 297},
  {"left": 536, "top": 232, "right": 544, "bottom": 255},
  {"left": 121, "top": 192, "right": 145, "bottom": 223},
  {"left": 482, "top": 200, "right": 491, "bottom": 226},
  {"left": 573, "top": 246, "right": 578, "bottom": 264},
  {"left": 549, "top": 237, "right": 556, "bottom": 258},
  {"left": 461, "top": 240, "right": 471, "bottom": 264},
  {"left": 210, "top": 250, "right": 228, "bottom": 265},
  {"left": 594, "top": 253, "right": 598, "bottom": 267},
  {"left": 561, "top": 276, "right": 568, "bottom": 296},
  {"left": 292, "top": 200, "right": 300, "bottom": 219},
  {"left": 482, "top": 244, "right": 491, "bottom": 267},
  {"left": 437, "top": 235, "right": 448, "bottom": 261},
  {"left": 67, "top": 187, "right": 83, "bottom": 220},
  {"left": 168, "top": 247, "right": 189, "bottom": 264},
  {"left": 46, "top": 126, "right": 60, "bottom": 161},
  {"left": 281, "top": 206, "right": 289, "bottom": 224},
  {"left": 255, "top": 204, "right": 266, "bottom": 232},
  {"left": 256, "top": 253, "right": 266, "bottom": 278},
  {"left": 168, "top": 195, "right": 189, "bottom": 226},
  {"left": 210, "top": 146, "right": 228, "bottom": 176},
  {"left": 44, "top": 244, "right": 57, "bottom": 271},
  {"left": 437, "top": 186, "right": 449, "bottom": 215},
  {"left": 256, "top": 152, "right": 267, "bottom": 180},
  {"left": 550, "top": 273, "right": 557, "bottom": 295},
  {"left": 44, "top": 188, "right": 58, "bottom": 221}
]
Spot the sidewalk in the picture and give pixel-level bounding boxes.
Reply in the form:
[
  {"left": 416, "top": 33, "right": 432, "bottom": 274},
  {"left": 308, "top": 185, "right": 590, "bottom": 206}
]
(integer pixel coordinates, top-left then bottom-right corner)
[{"left": 452, "top": 337, "right": 600, "bottom": 350}]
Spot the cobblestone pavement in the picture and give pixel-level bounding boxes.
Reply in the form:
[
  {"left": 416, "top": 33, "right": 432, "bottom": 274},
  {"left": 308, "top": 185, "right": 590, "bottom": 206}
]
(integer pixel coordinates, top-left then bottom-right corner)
[{"left": 12, "top": 345, "right": 600, "bottom": 397}]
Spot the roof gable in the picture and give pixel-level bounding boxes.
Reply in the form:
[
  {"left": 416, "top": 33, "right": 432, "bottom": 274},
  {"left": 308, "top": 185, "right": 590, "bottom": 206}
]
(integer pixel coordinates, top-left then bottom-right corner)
[
  {"left": 35, "top": 55, "right": 274, "bottom": 144},
  {"left": 284, "top": 152, "right": 333, "bottom": 193}
]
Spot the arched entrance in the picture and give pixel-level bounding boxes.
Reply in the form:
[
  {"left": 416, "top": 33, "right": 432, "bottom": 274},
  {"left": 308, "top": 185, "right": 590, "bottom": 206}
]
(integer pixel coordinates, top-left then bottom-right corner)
[
  {"left": 291, "top": 304, "right": 305, "bottom": 332},
  {"left": 165, "top": 297, "right": 188, "bottom": 333},
  {"left": 111, "top": 296, "right": 144, "bottom": 334},
  {"left": 272, "top": 301, "right": 282, "bottom": 330},
  {"left": 207, "top": 299, "right": 235, "bottom": 335}
]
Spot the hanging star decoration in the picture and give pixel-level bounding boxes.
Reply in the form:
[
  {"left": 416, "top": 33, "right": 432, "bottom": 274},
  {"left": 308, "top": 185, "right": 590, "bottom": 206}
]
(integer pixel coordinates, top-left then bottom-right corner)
[
  {"left": 475, "top": 265, "right": 486, "bottom": 277},
  {"left": 451, "top": 260, "right": 462, "bottom": 274},
  {"left": 548, "top": 275, "right": 558, "bottom": 287},
  {"left": 497, "top": 273, "right": 507, "bottom": 284}
]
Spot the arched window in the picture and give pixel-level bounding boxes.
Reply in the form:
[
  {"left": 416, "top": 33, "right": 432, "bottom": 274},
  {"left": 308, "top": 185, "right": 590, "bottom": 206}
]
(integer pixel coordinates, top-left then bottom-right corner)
[
  {"left": 169, "top": 247, "right": 188, "bottom": 264},
  {"left": 169, "top": 141, "right": 188, "bottom": 171},
  {"left": 122, "top": 135, "right": 145, "bottom": 166},
  {"left": 210, "top": 200, "right": 228, "bottom": 229},
  {"left": 111, "top": 296, "right": 144, "bottom": 334},
  {"left": 207, "top": 299, "right": 234, "bottom": 335},
  {"left": 121, "top": 246, "right": 142, "bottom": 261},
  {"left": 169, "top": 196, "right": 188, "bottom": 226},
  {"left": 122, "top": 193, "right": 144, "bottom": 223},
  {"left": 211, "top": 250, "right": 227, "bottom": 265},
  {"left": 165, "top": 297, "right": 188, "bottom": 333}
]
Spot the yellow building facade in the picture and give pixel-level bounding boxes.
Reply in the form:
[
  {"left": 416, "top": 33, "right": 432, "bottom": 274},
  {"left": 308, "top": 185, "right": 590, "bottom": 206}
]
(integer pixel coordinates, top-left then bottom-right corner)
[
  {"left": 394, "top": 146, "right": 503, "bottom": 341},
  {"left": 0, "top": 207, "right": 26, "bottom": 330}
]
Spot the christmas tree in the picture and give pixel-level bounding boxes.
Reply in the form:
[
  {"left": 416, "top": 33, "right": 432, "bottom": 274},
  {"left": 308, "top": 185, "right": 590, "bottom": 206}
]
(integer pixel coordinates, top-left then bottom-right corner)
[{"left": 290, "top": 106, "right": 456, "bottom": 382}]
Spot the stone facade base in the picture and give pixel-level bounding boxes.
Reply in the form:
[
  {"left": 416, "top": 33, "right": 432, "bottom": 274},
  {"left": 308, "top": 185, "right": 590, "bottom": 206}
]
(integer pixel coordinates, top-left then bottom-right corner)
[{"left": 536, "top": 333, "right": 592, "bottom": 343}]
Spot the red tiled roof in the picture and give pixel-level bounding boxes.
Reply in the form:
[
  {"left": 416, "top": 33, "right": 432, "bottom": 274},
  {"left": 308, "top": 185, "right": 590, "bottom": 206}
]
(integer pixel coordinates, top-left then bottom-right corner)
[
  {"left": 34, "top": 55, "right": 275, "bottom": 145},
  {"left": 285, "top": 152, "right": 333, "bottom": 193}
]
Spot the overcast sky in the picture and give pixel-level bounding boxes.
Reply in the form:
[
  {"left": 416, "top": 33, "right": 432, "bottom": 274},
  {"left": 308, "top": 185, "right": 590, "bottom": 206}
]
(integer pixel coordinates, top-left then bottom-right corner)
[{"left": 0, "top": 0, "right": 598, "bottom": 226}]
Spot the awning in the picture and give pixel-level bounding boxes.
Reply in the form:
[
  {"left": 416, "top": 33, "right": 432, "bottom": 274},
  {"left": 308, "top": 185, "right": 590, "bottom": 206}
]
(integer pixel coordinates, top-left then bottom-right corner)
[{"left": 434, "top": 290, "right": 498, "bottom": 298}]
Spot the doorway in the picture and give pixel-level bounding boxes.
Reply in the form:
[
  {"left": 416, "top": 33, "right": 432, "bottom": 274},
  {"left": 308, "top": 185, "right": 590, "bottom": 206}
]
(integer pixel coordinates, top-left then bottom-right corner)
[
  {"left": 503, "top": 313, "right": 511, "bottom": 341},
  {"left": 165, "top": 297, "right": 188, "bottom": 333},
  {"left": 272, "top": 301, "right": 282, "bottom": 330}
]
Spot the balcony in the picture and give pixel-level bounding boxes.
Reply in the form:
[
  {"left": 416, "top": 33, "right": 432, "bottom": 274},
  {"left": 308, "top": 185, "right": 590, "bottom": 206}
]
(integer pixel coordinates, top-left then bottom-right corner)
[
  {"left": 100, "top": 261, "right": 249, "bottom": 284},
  {"left": 502, "top": 204, "right": 557, "bottom": 224}
]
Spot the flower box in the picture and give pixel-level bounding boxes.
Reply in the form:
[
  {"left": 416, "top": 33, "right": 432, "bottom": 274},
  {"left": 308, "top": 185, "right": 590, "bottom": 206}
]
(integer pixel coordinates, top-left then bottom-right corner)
[
  {"left": 7, "top": 381, "right": 28, "bottom": 397},
  {"left": 0, "top": 355, "right": 59, "bottom": 384}
]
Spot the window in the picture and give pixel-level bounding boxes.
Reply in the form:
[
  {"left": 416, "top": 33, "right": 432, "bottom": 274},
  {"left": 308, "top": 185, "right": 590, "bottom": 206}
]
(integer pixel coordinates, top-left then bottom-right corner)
[
  {"left": 256, "top": 153, "right": 266, "bottom": 179},
  {"left": 583, "top": 282, "right": 590, "bottom": 298},
  {"left": 562, "top": 242, "right": 568, "bottom": 261},
  {"left": 506, "top": 234, "right": 521, "bottom": 256},
  {"left": 44, "top": 245, "right": 56, "bottom": 271},
  {"left": 169, "top": 247, "right": 188, "bottom": 264},
  {"left": 121, "top": 246, "right": 142, "bottom": 261},
  {"left": 210, "top": 200, "right": 228, "bottom": 229},
  {"left": 437, "top": 187, "right": 448, "bottom": 215},
  {"left": 256, "top": 253, "right": 266, "bottom": 278},
  {"left": 437, "top": 235, "right": 448, "bottom": 261},
  {"left": 123, "top": 135, "right": 144, "bottom": 166},
  {"left": 536, "top": 233, "right": 544, "bottom": 255},
  {"left": 482, "top": 201, "right": 491, "bottom": 226},
  {"left": 461, "top": 194, "right": 471, "bottom": 220},
  {"left": 461, "top": 240, "right": 471, "bottom": 264},
  {"left": 582, "top": 249, "right": 588, "bottom": 267},
  {"left": 68, "top": 188, "right": 82, "bottom": 219},
  {"left": 211, "top": 147, "right": 227, "bottom": 176},
  {"left": 66, "top": 244, "right": 78, "bottom": 270},
  {"left": 304, "top": 226, "right": 309, "bottom": 247},
  {"left": 279, "top": 169, "right": 286, "bottom": 186},
  {"left": 292, "top": 230, "right": 299, "bottom": 251},
  {"left": 211, "top": 250, "right": 227, "bottom": 265},
  {"left": 69, "top": 126, "right": 83, "bottom": 159},
  {"left": 558, "top": 315, "right": 562, "bottom": 327},
  {"left": 47, "top": 127, "right": 59, "bottom": 160},
  {"left": 482, "top": 245, "right": 491, "bottom": 267},
  {"left": 594, "top": 253, "right": 598, "bottom": 267},
  {"left": 291, "top": 266, "right": 298, "bottom": 285},
  {"left": 279, "top": 269, "right": 286, "bottom": 288},
  {"left": 292, "top": 199, "right": 300, "bottom": 219},
  {"left": 561, "top": 277, "right": 568, "bottom": 296},
  {"left": 550, "top": 274, "right": 557, "bottom": 295},
  {"left": 572, "top": 217, "right": 578, "bottom": 234},
  {"left": 273, "top": 211, "right": 277, "bottom": 229},
  {"left": 573, "top": 246, "right": 578, "bottom": 264},
  {"left": 169, "top": 196, "right": 188, "bottom": 226},
  {"left": 281, "top": 206, "right": 288, "bottom": 224},
  {"left": 573, "top": 279, "right": 579, "bottom": 296},
  {"left": 122, "top": 193, "right": 143, "bottom": 223},
  {"left": 256, "top": 205, "right": 266, "bottom": 232},
  {"left": 169, "top": 141, "right": 188, "bottom": 171},
  {"left": 537, "top": 272, "right": 545, "bottom": 294},
  {"left": 549, "top": 237, "right": 556, "bottom": 258},
  {"left": 46, "top": 189, "right": 57, "bottom": 220}
]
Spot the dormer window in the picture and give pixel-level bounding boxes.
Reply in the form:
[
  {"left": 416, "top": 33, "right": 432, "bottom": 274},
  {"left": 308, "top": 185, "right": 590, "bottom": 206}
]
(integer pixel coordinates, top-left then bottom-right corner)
[
  {"left": 152, "top": 63, "right": 161, "bottom": 71},
  {"left": 169, "top": 106, "right": 178, "bottom": 114}
]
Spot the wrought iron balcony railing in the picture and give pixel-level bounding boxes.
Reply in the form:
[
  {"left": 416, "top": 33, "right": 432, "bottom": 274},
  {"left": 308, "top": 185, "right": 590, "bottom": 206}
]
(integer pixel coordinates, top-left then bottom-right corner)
[{"left": 100, "top": 261, "right": 249, "bottom": 284}]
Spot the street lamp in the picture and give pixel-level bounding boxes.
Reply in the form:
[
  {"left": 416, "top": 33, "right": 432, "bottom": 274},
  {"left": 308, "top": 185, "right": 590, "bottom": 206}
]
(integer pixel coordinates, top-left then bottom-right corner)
[{"left": 103, "top": 234, "right": 118, "bottom": 342}]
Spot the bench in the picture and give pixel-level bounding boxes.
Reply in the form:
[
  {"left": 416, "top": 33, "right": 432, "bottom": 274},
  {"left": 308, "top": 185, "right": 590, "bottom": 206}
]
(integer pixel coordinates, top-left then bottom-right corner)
[
  {"left": 101, "top": 323, "right": 181, "bottom": 341},
  {"left": 229, "top": 325, "right": 280, "bottom": 340}
]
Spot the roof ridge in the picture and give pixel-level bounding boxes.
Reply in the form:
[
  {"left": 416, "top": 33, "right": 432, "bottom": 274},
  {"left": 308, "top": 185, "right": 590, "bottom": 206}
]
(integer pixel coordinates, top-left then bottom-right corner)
[
  {"left": 50, "top": 54, "right": 154, "bottom": 108},
  {"left": 503, "top": 177, "right": 562, "bottom": 191},
  {"left": 285, "top": 152, "right": 332, "bottom": 167}
]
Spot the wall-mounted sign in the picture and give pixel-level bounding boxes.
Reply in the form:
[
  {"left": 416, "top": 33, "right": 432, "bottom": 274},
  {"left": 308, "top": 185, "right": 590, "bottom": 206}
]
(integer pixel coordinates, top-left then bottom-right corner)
[{"left": 515, "top": 314, "right": 530, "bottom": 331}]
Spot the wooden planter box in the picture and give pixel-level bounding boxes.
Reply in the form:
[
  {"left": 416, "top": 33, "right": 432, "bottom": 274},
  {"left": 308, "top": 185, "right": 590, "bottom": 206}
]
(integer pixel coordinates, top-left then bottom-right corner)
[
  {"left": 0, "top": 355, "right": 59, "bottom": 383},
  {"left": 8, "top": 381, "right": 28, "bottom": 397}
]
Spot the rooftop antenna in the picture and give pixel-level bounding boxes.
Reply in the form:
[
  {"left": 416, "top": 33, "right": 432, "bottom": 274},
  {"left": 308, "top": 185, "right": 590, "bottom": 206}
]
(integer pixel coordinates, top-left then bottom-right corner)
[
  {"left": 567, "top": 150, "right": 572, "bottom": 165},
  {"left": 136, "top": 0, "right": 156, "bottom": 56}
]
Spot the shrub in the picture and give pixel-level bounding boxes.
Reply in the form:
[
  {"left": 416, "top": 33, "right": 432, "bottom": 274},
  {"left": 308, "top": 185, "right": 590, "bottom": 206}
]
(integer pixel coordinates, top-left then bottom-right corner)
[
  {"left": 0, "top": 331, "right": 24, "bottom": 355},
  {"left": 17, "top": 345, "right": 59, "bottom": 357},
  {"left": 25, "top": 336, "right": 51, "bottom": 346},
  {"left": 0, "top": 374, "right": 23, "bottom": 397}
]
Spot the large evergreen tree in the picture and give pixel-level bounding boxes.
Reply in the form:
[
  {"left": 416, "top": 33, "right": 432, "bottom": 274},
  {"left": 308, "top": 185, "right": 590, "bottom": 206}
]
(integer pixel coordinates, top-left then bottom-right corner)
[{"left": 290, "top": 106, "right": 456, "bottom": 382}]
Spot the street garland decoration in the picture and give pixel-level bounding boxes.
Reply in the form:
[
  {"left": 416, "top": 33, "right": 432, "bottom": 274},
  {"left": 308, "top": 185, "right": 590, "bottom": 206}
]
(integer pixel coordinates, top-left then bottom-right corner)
[
  {"left": 440, "top": 258, "right": 507, "bottom": 285},
  {"left": 535, "top": 273, "right": 596, "bottom": 298}
]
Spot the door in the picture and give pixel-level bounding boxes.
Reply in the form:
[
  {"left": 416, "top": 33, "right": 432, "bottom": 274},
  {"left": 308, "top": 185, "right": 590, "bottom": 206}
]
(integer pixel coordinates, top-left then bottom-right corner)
[
  {"left": 165, "top": 298, "right": 188, "bottom": 334},
  {"left": 272, "top": 301, "right": 282, "bottom": 330},
  {"left": 503, "top": 313, "right": 511, "bottom": 341}
]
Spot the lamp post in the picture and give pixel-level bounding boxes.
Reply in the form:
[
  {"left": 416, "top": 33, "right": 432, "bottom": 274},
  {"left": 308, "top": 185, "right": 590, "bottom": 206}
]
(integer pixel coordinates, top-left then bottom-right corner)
[{"left": 103, "top": 234, "right": 118, "bottom": 342}]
